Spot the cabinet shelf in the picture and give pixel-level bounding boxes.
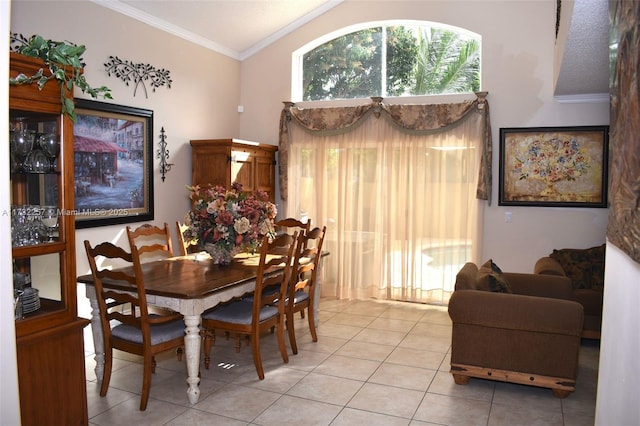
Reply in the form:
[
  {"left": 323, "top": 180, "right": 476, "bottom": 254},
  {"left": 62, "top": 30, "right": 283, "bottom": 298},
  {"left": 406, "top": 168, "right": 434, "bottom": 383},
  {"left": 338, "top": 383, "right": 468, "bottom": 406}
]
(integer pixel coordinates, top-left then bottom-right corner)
[
  {"left": 12, "top": 241, "right": 66, "bottom": 258},
  {"left": 11, "top": 170, "right": 60, "bottom": 176},
  {"left": 15, "top": 298, "right": 65, "bottom": 322}
]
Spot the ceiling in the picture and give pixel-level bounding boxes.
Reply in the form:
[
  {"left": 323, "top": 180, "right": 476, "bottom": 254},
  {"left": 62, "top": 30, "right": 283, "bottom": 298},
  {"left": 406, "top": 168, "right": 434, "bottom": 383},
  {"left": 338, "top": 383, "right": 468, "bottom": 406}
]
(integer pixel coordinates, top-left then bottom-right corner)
[
  {"left": 92, "top": 0, "right": 609, "bottom": 99},
  {"left": 554, "top": 0, "right": 609, "bottom": 101},
  {"left": 93, "top": 0, "right": 343, "bottom": 60}
]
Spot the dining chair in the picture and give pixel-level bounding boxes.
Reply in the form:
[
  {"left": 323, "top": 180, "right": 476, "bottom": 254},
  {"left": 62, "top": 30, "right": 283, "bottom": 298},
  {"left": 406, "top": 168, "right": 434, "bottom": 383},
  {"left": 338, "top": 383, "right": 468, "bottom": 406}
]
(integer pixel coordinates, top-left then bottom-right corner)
[
  {"left": 84, "top": 240, "right": 185, "bottom": 411},
  {"left": 126, "top": 222, "right": 174, "bottom": 262},
  {"left": 176, "top": 220, "right": 198, "bottom": 257},
  {"left": 127, "top": 222, "right": 185, "bottom": 360},
  {"left": 286, "top": 226, "right": 327, "bottom": 354},
  {"left": 201, "top": 232, "right": 298, "bottom": 380},
  {"left": 274, "top": 217, "right": 312, "bottom": 319}
]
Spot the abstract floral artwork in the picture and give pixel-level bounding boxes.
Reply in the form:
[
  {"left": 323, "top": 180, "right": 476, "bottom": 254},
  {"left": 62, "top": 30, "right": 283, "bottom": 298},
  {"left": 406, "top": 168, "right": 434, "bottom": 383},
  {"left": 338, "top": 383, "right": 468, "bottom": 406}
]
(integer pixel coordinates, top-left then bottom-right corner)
[{"left": 499, "top": 126, "right": 609, "bottom": 207}]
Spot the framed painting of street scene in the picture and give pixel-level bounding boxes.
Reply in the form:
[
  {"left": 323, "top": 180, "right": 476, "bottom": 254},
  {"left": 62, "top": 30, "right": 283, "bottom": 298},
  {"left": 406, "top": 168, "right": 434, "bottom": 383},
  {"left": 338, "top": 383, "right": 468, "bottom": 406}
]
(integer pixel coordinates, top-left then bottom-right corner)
[{"left": 73, "top": 99, "right": 154, "bottom": 228}]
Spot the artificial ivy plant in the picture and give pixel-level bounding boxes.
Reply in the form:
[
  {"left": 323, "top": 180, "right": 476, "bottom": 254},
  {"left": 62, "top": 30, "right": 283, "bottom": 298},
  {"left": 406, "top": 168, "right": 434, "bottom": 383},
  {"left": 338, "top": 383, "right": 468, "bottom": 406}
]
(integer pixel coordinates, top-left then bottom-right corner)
[{"left": 9, "top": 33, "right": 112, "bottom": 121}]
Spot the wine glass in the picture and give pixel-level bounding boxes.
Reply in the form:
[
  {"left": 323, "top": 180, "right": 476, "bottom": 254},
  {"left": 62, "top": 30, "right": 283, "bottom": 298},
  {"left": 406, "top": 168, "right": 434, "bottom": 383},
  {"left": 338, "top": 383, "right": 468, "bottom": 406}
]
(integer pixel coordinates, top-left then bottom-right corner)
[
  {"left": 25, "top": 148, "right": 49, "bottom": 173},
  {"left": 26, "top": 205, "right": 43, "bottom": 244},
  {"left": 11, "top": 205, "right": 28, "bottom": 246},
  {"left": 40, "top": 206, "right": 59, "bottom": 242},
  {"left": 38, "top": 133, "right": 60, "bottom": 172},
  {"left": 10, "top": 129, "right": 36, "bottom": 172}
]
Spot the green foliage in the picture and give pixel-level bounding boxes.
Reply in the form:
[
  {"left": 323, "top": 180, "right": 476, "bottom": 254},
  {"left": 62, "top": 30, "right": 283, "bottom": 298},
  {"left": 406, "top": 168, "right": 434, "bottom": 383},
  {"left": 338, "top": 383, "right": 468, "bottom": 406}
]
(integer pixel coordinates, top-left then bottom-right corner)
[
  {"left": 303, "top": 28, "right": 382, "bottom": 101},
  {"left": 301, "top": 24, "right": 479, "bottom": 100},
  {"left": 412, "top": 28, "right": 480, "bottom": 95},
  {"left": 386, "top": 26, "right": 419, "bottom": 96},
  {"left": 9, "top": 34, "right": 112, "bottom": 121}
]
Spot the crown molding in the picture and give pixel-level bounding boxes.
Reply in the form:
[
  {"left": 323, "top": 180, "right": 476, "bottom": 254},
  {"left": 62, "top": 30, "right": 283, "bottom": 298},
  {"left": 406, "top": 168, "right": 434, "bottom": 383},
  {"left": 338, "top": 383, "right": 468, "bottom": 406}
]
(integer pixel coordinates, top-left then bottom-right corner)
[
  {"left": 92, "top": 0, "right": 344, "bottom": 61},
  {"left": 91, "top": 0, "right": 241, "bottom": 60},
  {"left": 553, "top": 93, "right": 610, "bottom": 103},
  {"left": 239, "top": 0, "right": 344, "bottom": 60}
]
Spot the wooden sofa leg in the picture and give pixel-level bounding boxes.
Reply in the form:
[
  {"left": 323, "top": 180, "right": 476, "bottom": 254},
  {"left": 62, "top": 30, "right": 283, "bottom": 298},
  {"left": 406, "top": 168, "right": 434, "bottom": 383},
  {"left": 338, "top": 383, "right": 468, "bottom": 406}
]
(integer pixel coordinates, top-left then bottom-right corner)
[
  {"left": 452, "top": 374, "right": 470, "bottom": 385},
  {"left": 552, "top": 389, "right": 571, "bottom": 398}
]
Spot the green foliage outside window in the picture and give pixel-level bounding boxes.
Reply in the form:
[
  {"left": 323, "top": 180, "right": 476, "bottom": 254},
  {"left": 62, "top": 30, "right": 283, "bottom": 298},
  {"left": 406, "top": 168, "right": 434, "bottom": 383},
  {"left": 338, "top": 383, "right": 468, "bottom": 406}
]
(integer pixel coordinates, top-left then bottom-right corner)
[
  {"left": 303, "top": 28, "right": 383, "bottom": 100},
  {"left": 301, "top": 24, "right": 480, "bottom": 101},
  {"left": 412, "top": 28, "right": 480, "bottom": 95}
]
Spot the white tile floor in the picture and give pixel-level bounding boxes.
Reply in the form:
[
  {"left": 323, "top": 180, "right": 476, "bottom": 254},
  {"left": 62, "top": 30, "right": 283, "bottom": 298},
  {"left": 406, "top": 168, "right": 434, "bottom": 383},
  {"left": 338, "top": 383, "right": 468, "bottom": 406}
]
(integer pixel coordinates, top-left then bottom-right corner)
[{"left": 84, "top": 298, "right": 599, "bottom": 425}]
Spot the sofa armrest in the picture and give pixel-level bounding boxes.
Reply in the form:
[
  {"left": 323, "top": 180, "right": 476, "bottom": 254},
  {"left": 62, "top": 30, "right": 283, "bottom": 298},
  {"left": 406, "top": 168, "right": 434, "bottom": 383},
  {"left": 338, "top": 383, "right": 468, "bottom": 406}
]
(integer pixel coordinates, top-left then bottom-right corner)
[
  {"left": 448, "top": 290, "right": 584, "bottom": 336},
  {"left": 534, "top": 256, "right": 566, "bottom": 276},
  {"left": 503, "top": 272, "right": 574, "bottom": 299}
]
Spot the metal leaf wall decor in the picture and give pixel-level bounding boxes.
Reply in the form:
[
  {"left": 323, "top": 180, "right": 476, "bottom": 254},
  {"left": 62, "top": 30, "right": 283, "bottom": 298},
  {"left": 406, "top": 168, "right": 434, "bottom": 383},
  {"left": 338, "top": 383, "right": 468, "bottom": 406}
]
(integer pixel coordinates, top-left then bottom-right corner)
[{"left": 104, "top": 56, "right": 172, "bottom": 98}]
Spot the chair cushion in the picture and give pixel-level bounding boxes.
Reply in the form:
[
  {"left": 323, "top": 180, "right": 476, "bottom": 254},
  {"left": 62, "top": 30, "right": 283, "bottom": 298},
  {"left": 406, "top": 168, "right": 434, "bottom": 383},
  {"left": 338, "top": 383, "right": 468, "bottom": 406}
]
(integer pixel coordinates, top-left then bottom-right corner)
[
  {"left": 477, "top": 259, "right": 512, "bottom": 293},
  {"left": 111, "top": 314, "right": 185, "bottom": 345},
  {"left": 202, "top": 300, "right": 278, "bottom": 325},
  {"left": 242, "top": 285, "right": 280, "bottom": 303},
  {"left": 293, "top": 290, "right": 309, "bottom": 304},
  {"left": 549, "top": 244, "right": 605, "bottom": 290}
]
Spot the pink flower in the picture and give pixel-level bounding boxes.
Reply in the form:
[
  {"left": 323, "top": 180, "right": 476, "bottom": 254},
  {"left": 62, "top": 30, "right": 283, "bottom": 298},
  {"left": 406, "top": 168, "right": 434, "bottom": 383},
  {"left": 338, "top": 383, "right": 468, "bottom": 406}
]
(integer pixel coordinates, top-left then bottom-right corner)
[{"left": 185, "top": 181, "right": 276, "bottom": 252}]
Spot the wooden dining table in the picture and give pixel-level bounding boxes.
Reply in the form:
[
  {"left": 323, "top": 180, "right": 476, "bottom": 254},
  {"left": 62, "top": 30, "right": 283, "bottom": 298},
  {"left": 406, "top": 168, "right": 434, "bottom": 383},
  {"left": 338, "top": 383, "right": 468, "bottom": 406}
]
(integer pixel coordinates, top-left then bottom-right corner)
[{"left": 77, "top": 251, "right": 323, "bottom": 405}]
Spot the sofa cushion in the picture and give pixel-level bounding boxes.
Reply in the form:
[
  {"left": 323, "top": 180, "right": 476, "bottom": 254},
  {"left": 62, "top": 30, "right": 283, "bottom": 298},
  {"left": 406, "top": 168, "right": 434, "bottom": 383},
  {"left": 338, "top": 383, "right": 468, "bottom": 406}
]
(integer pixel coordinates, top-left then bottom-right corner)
[
  {"left": 455, "top": 262, "right": 480, "bottom": 290},
  {"left": 572, "top": 289, "right": 604, "bottom": 317},
  {"left": 549, "top": 244, "right": 605, "bottom": 291},
  {"left": 477, "top": 259, "right": 512, "bottom": 293}
]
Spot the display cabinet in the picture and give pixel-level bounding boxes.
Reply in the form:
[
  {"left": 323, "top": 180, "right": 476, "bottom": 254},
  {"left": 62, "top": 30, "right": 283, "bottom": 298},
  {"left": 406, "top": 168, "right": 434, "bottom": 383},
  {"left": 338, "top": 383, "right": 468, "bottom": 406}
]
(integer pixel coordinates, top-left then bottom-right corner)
[
  {"left": 10, "top": 52, "right": 89, "bottom": 425},
  {"left": 190, "top": 138, "right": 277, "bottom": 202}
]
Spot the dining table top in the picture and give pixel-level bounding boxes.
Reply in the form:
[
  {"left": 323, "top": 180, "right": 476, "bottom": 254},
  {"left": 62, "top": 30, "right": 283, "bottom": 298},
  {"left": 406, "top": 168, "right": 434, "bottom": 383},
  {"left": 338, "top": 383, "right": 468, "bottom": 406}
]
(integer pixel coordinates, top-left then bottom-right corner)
[{"left": 76, "top": 252, "right": 270, "bottom": 300}]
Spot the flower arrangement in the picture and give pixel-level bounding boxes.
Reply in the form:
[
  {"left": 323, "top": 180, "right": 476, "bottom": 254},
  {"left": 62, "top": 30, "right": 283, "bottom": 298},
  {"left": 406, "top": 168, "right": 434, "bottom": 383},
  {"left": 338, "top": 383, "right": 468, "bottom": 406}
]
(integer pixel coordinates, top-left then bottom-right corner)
[
  {"left": 514, "top": 136, "right": 590, "bottom": 186},
  {"left": 183, "top": 182, "right": 277, "bottom": 264}
]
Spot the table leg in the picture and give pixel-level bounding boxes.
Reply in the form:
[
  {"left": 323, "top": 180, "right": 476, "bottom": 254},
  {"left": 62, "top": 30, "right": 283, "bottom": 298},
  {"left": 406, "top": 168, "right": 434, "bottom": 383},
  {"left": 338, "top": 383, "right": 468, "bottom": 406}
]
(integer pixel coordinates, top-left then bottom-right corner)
[
  {"left": 183, "top": 314, "right": 201, "bottom": 404},
  {"left": 313, "top": 261, "right": 324, "bottom": 328},
  {"left": 85, "top": 285, "right": 105, "bottom": 382}
]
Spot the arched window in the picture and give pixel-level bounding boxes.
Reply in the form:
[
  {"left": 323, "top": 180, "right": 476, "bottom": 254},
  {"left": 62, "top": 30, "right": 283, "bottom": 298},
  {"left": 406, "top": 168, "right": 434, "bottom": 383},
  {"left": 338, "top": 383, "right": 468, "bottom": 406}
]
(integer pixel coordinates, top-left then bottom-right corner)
[{"left": 292, "top": 21, "right": 481, "bottom": 102}]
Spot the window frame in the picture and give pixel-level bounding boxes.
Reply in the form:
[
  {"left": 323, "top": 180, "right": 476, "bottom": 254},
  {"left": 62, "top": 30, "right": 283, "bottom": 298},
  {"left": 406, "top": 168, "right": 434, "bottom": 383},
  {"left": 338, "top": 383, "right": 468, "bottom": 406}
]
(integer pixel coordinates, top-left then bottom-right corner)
[{"left": 291, "top": 20, "right": 482, "bottom": 102}]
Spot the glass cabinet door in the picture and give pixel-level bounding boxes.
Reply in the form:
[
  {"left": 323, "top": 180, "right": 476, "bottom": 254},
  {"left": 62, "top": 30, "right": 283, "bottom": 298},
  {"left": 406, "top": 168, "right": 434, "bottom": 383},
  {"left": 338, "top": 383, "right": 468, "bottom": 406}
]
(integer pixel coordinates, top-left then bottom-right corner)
[{"left": 10, "top": 111, "right": 66, "bottom": 321}]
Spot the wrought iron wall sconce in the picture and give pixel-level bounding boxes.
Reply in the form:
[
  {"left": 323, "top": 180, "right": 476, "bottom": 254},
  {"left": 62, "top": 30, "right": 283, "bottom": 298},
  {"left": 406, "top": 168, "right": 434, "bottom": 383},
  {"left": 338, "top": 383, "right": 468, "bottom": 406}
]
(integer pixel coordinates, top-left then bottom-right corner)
[{"left": 157, "top": 127, "right": 173, "bottom": 182}]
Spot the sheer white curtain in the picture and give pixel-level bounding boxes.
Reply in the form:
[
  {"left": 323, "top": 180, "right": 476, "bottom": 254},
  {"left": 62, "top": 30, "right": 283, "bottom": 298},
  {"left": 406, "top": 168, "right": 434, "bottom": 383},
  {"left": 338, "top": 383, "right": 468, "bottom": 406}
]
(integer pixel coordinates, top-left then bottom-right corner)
[{"left": 281, "top": 97, "right": 489, "bottom": 304}]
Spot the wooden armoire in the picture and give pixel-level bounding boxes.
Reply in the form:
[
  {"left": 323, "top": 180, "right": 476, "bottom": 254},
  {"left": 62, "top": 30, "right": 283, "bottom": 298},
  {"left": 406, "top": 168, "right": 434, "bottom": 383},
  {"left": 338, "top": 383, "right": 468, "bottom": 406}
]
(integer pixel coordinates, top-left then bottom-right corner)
[{"left": 190, "top": 138, "right": 277, "bottom": 202}]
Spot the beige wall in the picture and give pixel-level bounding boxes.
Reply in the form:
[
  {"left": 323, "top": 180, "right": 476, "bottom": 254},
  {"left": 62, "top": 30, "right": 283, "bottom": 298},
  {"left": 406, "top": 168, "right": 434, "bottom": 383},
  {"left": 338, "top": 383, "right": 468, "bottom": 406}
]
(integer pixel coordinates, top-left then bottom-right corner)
[
  {"left": 239, "top": 0, "right": 609, "bottom": 271},
  {"left": 596, "top": 242, "right": 640, "bottom": 424},
  {"left": 10, "top": 0, "right": 242, "bottom": 275}
]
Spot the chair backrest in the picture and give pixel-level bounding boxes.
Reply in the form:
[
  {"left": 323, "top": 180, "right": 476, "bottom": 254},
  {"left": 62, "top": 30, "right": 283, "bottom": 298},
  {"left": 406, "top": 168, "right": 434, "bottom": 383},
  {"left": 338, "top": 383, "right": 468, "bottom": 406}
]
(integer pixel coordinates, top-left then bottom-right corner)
[
  {"left": 275, "top": 217, "right": 311, "bottom": 236},
  {"left": 176, "top": 221, "right": 198, "bottom": 256},
  {"left": 276, "top": 217, "right": 311, "bottom": 250},
  {"left": 252, "top": 232, "right": 298, "bottom": 325},
  {"left": 84, "top": 241, "right": 151, "bottom": 345},
  {"left": 289, "top": 226, "right": 326, "bottom": 301},
  {"left": 126, "top": 222, "right": 174, "bottom": 262}
]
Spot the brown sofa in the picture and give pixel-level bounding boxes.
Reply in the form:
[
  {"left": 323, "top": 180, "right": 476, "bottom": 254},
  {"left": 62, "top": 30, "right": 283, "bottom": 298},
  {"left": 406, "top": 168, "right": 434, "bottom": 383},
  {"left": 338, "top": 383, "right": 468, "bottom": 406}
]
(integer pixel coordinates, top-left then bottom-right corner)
[
  {"left": 534, "top": 244, "right": 605, "bottom": 339},
  {"left": 448, "top": 261, "right": 584, "bottom": 398}
]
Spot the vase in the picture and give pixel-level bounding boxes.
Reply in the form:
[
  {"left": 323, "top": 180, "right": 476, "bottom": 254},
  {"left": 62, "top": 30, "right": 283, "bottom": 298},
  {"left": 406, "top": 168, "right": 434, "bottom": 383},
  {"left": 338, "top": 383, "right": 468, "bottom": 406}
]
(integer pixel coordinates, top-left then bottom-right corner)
[
  {"left": 204, "top": 243, "right": 235, "bottom": 265},
  {"left": 540, "top": 180, "right": 557, "bottom": 197}
]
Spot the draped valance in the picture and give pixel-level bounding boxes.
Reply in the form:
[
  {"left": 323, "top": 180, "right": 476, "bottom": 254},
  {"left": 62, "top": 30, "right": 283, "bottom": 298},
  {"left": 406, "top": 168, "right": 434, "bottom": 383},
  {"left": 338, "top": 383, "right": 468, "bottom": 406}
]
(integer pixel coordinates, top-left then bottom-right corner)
[{"left": 278, "top": 92, "right": 492, "bottom": 203}]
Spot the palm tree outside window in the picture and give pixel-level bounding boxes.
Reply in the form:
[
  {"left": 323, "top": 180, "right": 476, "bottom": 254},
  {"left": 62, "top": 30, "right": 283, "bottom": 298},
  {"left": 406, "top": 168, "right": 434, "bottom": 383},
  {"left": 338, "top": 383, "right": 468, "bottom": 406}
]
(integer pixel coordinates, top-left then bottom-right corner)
[{"left": 293, "top": 21, "right": 480, "bottom": 101}]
